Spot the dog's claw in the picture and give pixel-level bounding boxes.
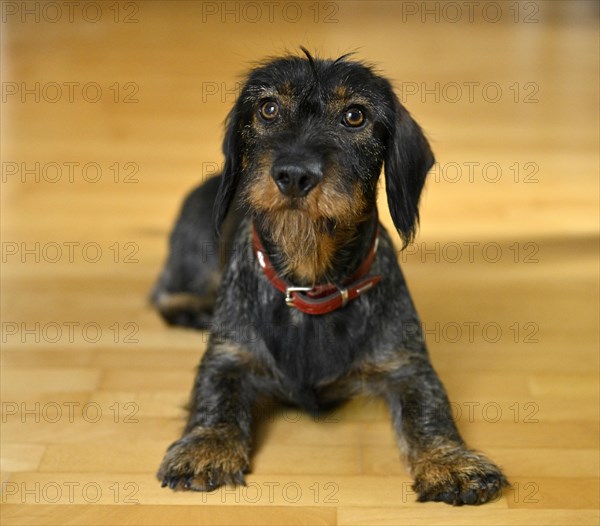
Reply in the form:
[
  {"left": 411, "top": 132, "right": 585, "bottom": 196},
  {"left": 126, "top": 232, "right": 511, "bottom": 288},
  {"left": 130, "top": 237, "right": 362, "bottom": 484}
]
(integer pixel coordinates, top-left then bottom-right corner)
[
  {"left": 204, "top": 470, "right": 217, "bottom": 491},
  {"left": 462, "top": 489, "right": 479, "bottom": 505}
]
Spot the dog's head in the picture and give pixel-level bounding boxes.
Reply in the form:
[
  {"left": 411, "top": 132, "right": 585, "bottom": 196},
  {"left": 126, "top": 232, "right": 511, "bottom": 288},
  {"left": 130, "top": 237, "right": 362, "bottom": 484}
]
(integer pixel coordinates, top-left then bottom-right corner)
[{"left": 214, "top": 50, "right": 434, "bottom": 248}]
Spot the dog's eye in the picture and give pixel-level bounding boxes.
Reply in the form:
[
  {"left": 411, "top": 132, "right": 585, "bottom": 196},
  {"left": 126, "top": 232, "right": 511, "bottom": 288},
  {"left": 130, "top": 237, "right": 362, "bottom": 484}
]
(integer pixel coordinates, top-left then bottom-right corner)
[
  {"left": 259, "top": 100, "right": 279, "bottom": 121},
  {"left": 342, "top": 107, "right": 365, "bottom": 128}
]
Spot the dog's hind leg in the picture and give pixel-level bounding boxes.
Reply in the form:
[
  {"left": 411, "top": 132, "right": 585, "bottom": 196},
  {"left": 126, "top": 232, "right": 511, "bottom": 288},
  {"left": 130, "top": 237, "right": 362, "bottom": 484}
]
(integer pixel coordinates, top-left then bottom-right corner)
[{"left": 151, "top": 176, "right": 225, "bottom": 329}]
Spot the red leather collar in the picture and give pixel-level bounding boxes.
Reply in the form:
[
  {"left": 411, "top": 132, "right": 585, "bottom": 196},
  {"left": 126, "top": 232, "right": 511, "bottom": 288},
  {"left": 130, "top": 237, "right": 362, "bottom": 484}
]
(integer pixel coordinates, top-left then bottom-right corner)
[{"left": 252, "top": 224, "right": 381, "bottom": 315}]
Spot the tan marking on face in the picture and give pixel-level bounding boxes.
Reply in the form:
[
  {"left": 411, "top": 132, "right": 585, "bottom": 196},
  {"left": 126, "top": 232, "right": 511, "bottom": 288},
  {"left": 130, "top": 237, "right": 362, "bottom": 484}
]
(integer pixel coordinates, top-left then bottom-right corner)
[
  {"left": 253, "top": 85, "right": 295, "bottom": 113},
  {"left": 244, "top": 163, "right": 368, "bottom": 283},
  {"left": 329, "top": 89, "right": 372, "bottom": 116},
  {"left": 278, "top": 81, "right": 293, "bottom": 97},
  {"left": 333, "top": 85, "right": 349, "bottom": 99}
]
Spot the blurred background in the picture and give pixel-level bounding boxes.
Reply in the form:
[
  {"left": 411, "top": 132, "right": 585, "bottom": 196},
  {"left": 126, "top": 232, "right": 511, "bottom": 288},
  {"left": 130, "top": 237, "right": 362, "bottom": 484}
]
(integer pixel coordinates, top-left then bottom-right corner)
[{"left": 1, "top": 1, "right": 598, "bottom": 525}]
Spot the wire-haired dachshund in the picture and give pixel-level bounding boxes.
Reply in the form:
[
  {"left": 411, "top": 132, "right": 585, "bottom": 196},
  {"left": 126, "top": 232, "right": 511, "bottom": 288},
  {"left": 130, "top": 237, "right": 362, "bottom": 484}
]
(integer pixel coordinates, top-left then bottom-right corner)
[{"left": 152, "top": 49, "right": 508, "bottom": 506}]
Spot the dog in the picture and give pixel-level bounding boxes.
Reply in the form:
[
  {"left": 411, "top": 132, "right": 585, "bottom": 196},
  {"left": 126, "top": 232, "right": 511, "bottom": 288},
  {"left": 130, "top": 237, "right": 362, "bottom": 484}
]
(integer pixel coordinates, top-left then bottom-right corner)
[{"left": 152, "top": 49, "right": 508, "bottom": 506}]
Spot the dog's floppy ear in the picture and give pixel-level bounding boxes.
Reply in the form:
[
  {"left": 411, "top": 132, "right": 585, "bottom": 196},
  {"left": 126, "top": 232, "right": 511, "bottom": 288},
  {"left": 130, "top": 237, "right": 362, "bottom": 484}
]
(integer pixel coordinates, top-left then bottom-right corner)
[
  {"left": 384, "top": 97, "right": 435, "bottom": 247},
  {"left": 213, "top": 102, "right": 245, "bottom": 235}
]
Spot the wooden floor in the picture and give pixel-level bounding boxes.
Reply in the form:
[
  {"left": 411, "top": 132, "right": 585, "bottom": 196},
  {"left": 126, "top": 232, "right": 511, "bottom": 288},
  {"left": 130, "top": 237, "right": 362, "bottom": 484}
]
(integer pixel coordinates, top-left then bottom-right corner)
[{"left": 1, "top": 1, "right": 598, "bottom": 525}]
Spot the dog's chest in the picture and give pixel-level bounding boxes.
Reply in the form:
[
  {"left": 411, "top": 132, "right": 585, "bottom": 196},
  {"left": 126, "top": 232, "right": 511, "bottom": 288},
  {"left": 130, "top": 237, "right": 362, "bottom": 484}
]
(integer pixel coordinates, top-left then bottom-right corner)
[{"left": 256, "top": 299, "right": 370, "bottom": 407}]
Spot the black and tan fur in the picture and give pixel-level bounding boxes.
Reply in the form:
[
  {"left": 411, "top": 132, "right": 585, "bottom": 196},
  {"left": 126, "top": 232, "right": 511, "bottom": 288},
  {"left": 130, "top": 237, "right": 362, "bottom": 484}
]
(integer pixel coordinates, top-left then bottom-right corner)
[{"left": 152, "top": 50, "right": 508, "bottom": 505}]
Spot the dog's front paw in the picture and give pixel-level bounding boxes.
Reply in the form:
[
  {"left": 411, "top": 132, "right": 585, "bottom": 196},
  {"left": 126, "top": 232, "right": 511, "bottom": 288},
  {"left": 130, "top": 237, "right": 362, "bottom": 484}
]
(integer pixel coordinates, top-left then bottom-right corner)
[
  {"left": 412, "top": 445, "right": 508, "bottom": 505},
  {"left": 157, "top": 425, "right": 249, "bottom": 491}
]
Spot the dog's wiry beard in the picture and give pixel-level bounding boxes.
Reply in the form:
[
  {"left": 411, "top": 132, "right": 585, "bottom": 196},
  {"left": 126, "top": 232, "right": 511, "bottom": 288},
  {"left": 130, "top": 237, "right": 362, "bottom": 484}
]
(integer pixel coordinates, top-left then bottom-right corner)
[
  {"left": 261, "top": 210, "right": 342, "bottom": 283},
  {"left": 244, "top": 171, "right": 366, "bottom": 284}
]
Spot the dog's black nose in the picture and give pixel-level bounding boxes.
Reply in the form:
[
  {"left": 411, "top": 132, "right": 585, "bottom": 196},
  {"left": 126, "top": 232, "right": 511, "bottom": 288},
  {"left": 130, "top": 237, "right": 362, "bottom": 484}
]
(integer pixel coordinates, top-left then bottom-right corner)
[{"left": 271, "top": 162, "right": 322, "bottom": 198}]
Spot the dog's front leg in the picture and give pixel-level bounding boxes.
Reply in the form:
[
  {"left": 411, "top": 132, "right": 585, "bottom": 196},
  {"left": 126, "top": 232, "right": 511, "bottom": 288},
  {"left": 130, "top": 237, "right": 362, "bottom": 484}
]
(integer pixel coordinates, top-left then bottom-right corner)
[
  {"left": 157, "top": 338, "right": 254, "bottom": 491},
  {"left": 382, "top": 355, "right": 508, "bottom": 505}
]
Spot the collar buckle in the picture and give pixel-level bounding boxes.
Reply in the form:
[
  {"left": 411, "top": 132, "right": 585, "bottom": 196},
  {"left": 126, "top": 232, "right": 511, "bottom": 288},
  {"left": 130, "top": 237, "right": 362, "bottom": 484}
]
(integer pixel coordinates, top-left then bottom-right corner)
[
  {"left": 285, "top": 286, "right": 314, "bottom": 307},
  {"left": 339, "top": 287, "right": 349, "bottom": 307}
]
